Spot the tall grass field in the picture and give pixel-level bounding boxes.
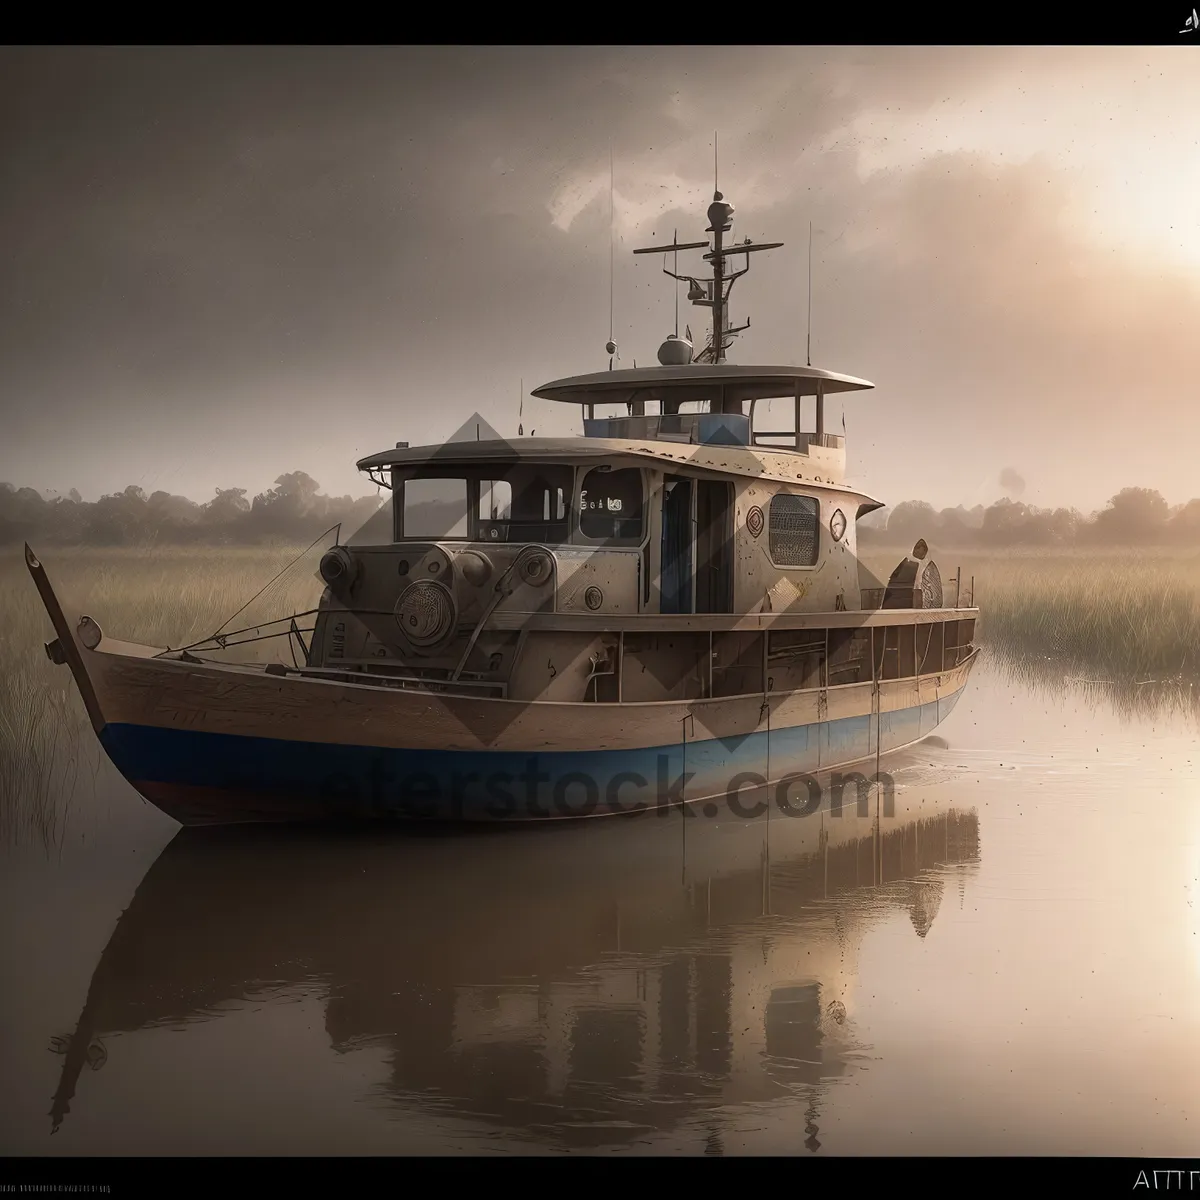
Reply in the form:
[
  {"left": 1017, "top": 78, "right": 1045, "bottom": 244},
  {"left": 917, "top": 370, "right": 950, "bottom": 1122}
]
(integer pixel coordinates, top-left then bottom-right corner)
[
  {"left": 0, "top": 544, "right": 325, "bottom": 849},
  {"left": 861, "top": 545, "right": 1200, "bottom": 683},
  {"left": 3, "top": 542, "right": 1199, "bottom": 849}
]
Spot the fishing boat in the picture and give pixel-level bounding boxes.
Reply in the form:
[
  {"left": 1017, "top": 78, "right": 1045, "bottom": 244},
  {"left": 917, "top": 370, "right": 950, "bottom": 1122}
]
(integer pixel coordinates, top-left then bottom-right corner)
[{"left": 26, "top": 183, "right": 979, "bottom": 826}]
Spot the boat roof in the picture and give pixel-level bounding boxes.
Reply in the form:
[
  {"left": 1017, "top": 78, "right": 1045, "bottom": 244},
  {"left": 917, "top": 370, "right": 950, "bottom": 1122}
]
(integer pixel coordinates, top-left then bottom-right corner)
[
  {"left": 530, "top": 363, "right": 874, "bottom": 407},
  {"left": 356, "top": 436, "right": 880, "bottom": 499}
]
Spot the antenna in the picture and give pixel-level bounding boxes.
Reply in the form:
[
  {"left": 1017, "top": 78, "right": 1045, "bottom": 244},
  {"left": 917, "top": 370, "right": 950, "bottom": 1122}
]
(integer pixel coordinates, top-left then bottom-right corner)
[
  {"left": 714, "top": 130, "right": 718, "bottom": 194},
  {"left": 806, "top": 221, "right": 813, "bottom": 367},
  {"left": 518, "top": 378, "right": 524, "bottom": 437},
  {"left": 673, "top": 228, "right": 679, "bottom": 336},
  {"left": 607, "top": 142, "right": 616, "bottom": 371}
]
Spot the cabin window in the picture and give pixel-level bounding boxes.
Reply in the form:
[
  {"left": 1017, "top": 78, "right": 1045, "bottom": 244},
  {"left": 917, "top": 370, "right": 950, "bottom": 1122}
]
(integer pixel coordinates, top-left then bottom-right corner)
[
  {"left": 477, "top": 480, "right": 512, "bottom": 521},
  {"left": 402, "top": 477, "right": 470, "bottom": 539},
  {"left": 395, "top": 465, "right": 572, "bottom": 543},
  {"left": 497, "top": 468, "right": 571, "bottom": 543},
  {"left": 543, "top": 487, "right": 567, "bottom": 522},
  {"left": 578, "top": 467, "right": 645, "bottom": 543},
  {"left": 769, "top": 493, "right": 819, "bottom": 567},
  {"left": 476, "top": 478, "right": 565, "bottom": 524}
]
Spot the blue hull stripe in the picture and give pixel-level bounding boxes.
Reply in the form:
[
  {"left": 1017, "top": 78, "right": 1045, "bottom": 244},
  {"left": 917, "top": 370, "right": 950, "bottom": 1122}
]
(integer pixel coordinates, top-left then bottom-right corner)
[{"left": 98, "top": 688, "right": 964, "bottom": 823}]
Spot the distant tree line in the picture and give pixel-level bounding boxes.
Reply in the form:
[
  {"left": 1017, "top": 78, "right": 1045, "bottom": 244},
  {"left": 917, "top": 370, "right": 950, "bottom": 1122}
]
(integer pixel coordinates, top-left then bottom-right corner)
[
  {"left": 859, "top": 488, "right": 1200, "bottom": 548},
  {"left": 1, "top": 476, "right": 1197, "bottom": 549},
  {"left": 0, "top": 472, "right": 384, "bottom": 547}
]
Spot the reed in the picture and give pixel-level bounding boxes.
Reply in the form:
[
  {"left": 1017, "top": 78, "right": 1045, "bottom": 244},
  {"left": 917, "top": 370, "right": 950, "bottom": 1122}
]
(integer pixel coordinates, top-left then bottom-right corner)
[{"left": 0, "top": 543, "right": 323, "bottom": 850}]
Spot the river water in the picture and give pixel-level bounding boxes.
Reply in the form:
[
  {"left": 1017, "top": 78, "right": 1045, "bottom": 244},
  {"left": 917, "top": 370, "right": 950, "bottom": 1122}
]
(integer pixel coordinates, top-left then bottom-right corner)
[{"left": 1, "top": 653, "right": 1198, "bottom": 1156}]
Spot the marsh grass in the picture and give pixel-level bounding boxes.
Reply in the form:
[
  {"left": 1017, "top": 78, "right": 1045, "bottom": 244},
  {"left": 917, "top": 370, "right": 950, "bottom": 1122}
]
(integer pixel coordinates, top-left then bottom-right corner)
[
  {"left": 4, "top": 542, "right": 1200, "bottom": 849},
  {"left": 0, "top": 543, "right": 323, "bottom": 850},
  {"left": 989, "top": 651, "right": 1200, "bottom": 727},
  {"left": 865, "top": 545, "right": 1200, "bottom": 685}
]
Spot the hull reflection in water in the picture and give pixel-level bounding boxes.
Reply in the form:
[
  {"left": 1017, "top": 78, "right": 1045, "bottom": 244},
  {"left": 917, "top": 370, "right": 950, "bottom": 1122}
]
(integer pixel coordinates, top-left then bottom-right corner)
[{"left": 49, "top": 763, "right": 979, "bottom": 1150}]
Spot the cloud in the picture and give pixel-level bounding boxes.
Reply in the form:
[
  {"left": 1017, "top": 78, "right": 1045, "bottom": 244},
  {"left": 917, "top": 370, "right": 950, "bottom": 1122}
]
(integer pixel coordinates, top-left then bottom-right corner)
[
  {"left": 4, "top": 47, "right": 1200, "bottom": 512},
  {"left": 999, "top": 468, "right": 1026, "bottom": 496}
]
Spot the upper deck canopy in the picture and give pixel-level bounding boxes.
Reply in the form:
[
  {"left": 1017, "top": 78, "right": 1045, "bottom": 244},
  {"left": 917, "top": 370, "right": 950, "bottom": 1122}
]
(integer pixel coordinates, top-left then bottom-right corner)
[{"left": 530, "top": 363, "right": 874, "bottom": 408}]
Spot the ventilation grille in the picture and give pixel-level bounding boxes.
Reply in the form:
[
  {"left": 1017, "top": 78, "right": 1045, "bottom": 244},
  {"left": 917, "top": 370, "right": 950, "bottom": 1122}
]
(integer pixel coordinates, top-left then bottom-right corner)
[{"left": 769, "top": 495, "right": 819, "bottom": 567}]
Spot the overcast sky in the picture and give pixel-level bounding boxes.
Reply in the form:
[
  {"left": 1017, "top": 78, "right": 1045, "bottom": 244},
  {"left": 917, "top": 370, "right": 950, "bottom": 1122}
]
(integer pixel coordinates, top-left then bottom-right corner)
[{"left": 2, "top": 46, "right": 1197, "bottom": 513}]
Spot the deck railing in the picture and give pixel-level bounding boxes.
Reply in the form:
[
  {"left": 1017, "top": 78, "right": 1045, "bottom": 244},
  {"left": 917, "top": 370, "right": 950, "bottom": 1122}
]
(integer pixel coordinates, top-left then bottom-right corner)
[
  {"left": 750, "top": 431, "right": 845, "bottom": 452},
  {"left": 582, "top": 412, "right": 751, "bottom": 446},
  {"left": 860, "top": 568, "right": 975, "bottom": 611}
]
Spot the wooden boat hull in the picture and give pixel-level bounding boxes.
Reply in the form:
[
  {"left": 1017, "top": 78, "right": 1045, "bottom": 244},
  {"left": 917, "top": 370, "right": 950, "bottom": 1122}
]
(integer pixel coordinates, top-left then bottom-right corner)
[
  {"left": 96, "top": 678, "right": 970, "bottom": 825},
  {"left": 26, "top": 544, "right": 977, "bottom": 827}
]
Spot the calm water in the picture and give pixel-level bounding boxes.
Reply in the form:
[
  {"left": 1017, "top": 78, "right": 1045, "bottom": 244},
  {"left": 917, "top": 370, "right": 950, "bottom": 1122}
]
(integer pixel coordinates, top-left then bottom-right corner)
[{"left": 2, "top": 654, "right": 1198, "bottom": 1156}]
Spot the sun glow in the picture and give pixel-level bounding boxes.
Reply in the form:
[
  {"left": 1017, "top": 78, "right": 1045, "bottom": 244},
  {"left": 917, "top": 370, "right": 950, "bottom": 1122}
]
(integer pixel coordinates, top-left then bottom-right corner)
[
  {"left": 817, "top": 57, "right": 1200, "bottom": 272},
  {"left": 1190, "top": 838, "right": 1200, "bottom": 981}
]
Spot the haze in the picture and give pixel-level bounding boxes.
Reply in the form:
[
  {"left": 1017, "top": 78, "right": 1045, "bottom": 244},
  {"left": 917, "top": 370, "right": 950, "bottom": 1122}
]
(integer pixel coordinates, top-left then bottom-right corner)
[{"left": 2, "top": 46, "right": 1197, "bottom": 515}]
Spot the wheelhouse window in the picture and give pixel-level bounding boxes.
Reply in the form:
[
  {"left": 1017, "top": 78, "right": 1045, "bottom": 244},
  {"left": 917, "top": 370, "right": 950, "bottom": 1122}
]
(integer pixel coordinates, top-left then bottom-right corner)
[
  {"left": 402, "top": 476, "right": 470, "bottom": 539},
  {"left": 578, "top": 467, "right": 645, "bottom": 544},
  {"left": 769, "top": 493, "right": 819, "bottom": 566},
  {"left": 394, "top": 465, "right": 571, "bottom": 543},
  {"left": 477, "top": 480, "right": 512, "bottom": 521},
  {"left": 477, "top": 469, "right": 570, "bottom": 543}
]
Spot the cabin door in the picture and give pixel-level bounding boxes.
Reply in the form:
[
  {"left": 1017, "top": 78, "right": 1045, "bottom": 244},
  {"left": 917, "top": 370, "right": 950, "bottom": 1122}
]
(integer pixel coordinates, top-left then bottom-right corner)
[
  {"left": 695, "top": 480, "right": 734, "bottom": 614},
  {"left": 660, "top": 476, "right": 693, "bottom": 614}
]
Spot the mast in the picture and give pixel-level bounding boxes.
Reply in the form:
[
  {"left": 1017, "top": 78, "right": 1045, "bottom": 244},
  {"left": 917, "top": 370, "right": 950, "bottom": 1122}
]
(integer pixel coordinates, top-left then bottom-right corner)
[
  {"left": 710, "top": 130, "right": 724, "bottom": 359},
  {"left": 634, "top": 185, "right": 783, "bottom": 380},
  {"left": 708, "top": 192, "right": 731, "bottom": 362}
]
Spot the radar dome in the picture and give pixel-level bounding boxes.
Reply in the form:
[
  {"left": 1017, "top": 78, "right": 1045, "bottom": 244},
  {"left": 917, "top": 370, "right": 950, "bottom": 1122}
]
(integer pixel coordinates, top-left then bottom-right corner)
[
  {"left": 657, "top": 333, "right": 694, "bottom": 366},
  {"left": 707, "top": 190, "right": 734, "bottom": 231}
]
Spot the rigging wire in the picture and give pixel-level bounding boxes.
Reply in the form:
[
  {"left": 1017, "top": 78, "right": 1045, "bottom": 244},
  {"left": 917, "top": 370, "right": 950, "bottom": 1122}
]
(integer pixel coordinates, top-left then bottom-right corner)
[
  {"left": 674, "top": 228, "right": 679, "bottom": 337},
  {"left": 201, "top": 523, "right": 341, "bottom": 646}
]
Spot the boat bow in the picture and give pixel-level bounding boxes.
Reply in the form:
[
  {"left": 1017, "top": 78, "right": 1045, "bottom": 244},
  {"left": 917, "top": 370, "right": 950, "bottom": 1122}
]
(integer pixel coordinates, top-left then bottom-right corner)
[{"left": 24, "top": 545, "right": 107, "bottom": 735}]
